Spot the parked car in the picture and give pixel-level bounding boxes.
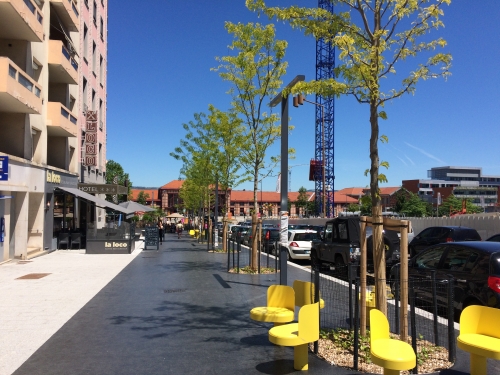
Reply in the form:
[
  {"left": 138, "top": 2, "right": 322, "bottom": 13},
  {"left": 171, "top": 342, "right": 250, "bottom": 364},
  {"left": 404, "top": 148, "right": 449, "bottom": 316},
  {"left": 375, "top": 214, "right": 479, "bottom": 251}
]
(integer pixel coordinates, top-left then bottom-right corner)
[
  {"left": 389, "top": 241, "right": 500, "bottom": 316},
  {"left": 311, "top": 217, "right": 401, "bottom": 272},
  {"left": 486, "top": 234, "right": 500, "bottom": 242},
  {"left": 243, "top": 228, "right": 281, "bottom": 252},
  {"left": 286, "top": 230, "right": 320, "bottom": 260},
  {"left": 409, "top": 226, "right": 481, "bottom": 257},
  {"left": 230, "top": 225, "right": 248, "bottom": 243}
]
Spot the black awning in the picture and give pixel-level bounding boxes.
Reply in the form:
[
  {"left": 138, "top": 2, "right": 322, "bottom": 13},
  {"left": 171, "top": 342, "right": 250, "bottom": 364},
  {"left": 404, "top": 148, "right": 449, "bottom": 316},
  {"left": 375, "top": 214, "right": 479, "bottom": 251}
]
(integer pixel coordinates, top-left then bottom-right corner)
[{"left": 56, "top": 187, "right": 134, "bottom": 218}]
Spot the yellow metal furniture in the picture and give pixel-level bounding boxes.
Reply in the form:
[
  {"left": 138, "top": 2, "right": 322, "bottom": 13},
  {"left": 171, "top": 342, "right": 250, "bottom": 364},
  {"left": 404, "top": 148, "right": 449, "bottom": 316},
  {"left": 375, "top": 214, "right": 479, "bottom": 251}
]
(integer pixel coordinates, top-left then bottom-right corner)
[
  {"left": 292, "top": 280, "right": 325, "bottom": 309},
  {"left": 250, "top": 285, "right": 295, "bottom": 326},
  {"left": 189, "top": 229, "right": 195, "bottom": 237},
  {"left": 268, "top": 302, "right": 319, "bottom": 371},
  {"left": 370, "top": 309, "right": 416, "bottom": 375},
  {"left": 457, "top": 305, "right": 500, "bottom": 375}
]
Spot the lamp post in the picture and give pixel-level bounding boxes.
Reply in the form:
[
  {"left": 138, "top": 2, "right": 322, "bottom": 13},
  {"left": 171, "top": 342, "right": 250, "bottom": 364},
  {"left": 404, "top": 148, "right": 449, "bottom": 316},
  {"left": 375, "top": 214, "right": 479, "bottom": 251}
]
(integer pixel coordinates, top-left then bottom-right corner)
[
  {"left": 270, "top": 74, "right": 305, "bottom": 285},
  {"left": 293, "top": 94, "right": 327, "bottom": 218}
]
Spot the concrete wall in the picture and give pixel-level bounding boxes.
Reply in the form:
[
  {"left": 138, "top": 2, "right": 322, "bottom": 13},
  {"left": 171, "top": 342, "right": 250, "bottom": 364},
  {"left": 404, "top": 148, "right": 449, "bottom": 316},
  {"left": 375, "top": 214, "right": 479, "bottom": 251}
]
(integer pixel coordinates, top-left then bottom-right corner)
[{"left": 408, "top": 213, "right": 500, "bottom": 241}]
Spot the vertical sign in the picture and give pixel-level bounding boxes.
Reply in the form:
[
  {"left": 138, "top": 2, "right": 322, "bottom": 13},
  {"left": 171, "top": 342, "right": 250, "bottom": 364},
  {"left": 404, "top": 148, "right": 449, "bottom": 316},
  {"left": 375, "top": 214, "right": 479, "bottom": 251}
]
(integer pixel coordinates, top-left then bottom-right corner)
[
  {"left": 0, "top": 156, "right": 8, "bottom": 181},
  {"left": 84, "top": 111, "right": 97, "bottom": 166}
]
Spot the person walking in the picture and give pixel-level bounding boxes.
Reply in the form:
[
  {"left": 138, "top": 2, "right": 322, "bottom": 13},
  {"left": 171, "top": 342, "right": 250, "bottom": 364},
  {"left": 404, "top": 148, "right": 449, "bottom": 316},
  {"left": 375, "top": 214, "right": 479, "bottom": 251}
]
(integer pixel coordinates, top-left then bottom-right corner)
[
  {"left": 158, "top": 221, "right": 163, "bottom": 244},
  {"left": 176, "top": 222, "right": 183, "bottom": 239}
]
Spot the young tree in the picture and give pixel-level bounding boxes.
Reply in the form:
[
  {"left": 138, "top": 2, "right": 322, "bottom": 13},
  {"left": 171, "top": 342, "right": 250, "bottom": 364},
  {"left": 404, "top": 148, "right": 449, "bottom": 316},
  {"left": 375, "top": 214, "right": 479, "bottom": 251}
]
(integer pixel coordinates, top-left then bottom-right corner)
[
  {"left": 247, "top": 0, "right": 452, "bottom": 313},
  {"left": 294, "top": 187, "right": 310, "bottom": 216},
  {"left": 105, "top": 160, "right": 132, "bottom": 203},
  {"left": 438, "top": 195, "right": 482, "bottom": 216},
  {"left": 136, "top": 191, "right": 149, "bottom": 205},
  {"left": 213, "top": 22, "right": 289, "bottom": 269}
]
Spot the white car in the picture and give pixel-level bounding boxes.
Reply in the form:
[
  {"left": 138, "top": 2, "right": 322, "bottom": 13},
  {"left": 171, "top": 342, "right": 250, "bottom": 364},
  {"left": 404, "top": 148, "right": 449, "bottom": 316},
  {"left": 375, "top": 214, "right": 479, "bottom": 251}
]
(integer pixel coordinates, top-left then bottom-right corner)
[{"left": 286, "top": 230, "right": 320, "bottom": 260}]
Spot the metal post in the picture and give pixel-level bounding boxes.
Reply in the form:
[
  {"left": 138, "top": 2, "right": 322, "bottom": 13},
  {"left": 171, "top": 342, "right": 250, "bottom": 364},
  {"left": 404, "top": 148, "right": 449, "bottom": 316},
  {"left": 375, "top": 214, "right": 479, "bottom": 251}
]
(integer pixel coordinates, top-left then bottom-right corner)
[
  {"left": 353, "top": 277, "right": 360, "bottom": 371},
  {"left": 431, "top": 270, "right": 439, "bottom": 346},
  {"left": 447, "top": 275, "right": 456, "bottom": 362},
  {"left": 271, "top": 75, "right": 305, "bottom": 285},
  {"left": 409, "top": 283, "right": 418, "bottom": 374}
]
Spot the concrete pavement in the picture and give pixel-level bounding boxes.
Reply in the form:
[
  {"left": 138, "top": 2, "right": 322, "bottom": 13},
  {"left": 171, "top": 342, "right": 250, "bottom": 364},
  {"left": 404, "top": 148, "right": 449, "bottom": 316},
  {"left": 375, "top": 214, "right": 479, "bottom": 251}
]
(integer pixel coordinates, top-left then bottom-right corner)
[{"left": 0, "top": 232, "right": 489, "bottom": 374}]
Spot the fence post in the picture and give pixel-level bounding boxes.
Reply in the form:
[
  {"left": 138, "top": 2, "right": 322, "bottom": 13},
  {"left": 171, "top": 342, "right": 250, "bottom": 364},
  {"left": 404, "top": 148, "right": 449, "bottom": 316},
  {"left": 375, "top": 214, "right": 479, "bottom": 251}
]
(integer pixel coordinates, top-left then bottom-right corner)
[
  {"left": 447, "top": 274, "right": 456, "bottom": 363},
  {"left": 395, "top": 277, "right": 400, "bottom": 335},
  {"left": 353, "top": 277, "right": 360, "bottom": 371},
  {"left": 409, "top": 283, "right": 418, "bottom": 374},
  {"left": 237, "top": 238, "right": 240, "bottom": 273},
  {"left": 431, "top": 270, "right": 440, "bottom": 346},
  {"left": 314, "top": 267, "right": 320, "bottom": 354},
  {"left": 348, "top": 264, "right": 355, "bottom": 330},
  {"left": 227, "top": 236, "right": 230, "bottom": 272}
]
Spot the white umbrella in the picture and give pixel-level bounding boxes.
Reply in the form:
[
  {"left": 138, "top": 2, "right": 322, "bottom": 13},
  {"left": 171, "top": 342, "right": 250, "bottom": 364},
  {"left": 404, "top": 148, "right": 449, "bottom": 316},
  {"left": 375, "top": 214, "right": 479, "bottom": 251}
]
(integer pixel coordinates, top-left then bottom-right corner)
[
  {"left": 166, "top": 212, "right": 184, "bottom": 219},
  {"left": 118, "top": 201, "right": 156, "bottom": 213}
]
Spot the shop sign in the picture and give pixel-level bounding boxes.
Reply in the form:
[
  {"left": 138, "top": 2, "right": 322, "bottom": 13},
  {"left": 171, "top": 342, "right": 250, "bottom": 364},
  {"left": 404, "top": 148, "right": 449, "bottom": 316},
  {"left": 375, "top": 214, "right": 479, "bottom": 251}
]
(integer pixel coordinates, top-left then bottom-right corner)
[
  {"left": 0, "top": 156, "right": 8, "bottom": 181},
  {"left": 104, "top": 241, "right": 128, "bottom": 249},
  {"left": 84, "top": 111, "right": 97, "bottom": 166},
  {"left": 46, "top": 170, "right": 61, "bottom": 184}
]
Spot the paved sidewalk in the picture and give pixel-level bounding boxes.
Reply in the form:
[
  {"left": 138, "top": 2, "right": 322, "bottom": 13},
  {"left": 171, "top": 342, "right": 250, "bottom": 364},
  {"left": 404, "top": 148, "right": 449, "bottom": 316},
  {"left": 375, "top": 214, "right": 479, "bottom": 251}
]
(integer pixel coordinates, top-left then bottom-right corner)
[{"left": 0, "top": 233, "right": 487, "bottom": 374}]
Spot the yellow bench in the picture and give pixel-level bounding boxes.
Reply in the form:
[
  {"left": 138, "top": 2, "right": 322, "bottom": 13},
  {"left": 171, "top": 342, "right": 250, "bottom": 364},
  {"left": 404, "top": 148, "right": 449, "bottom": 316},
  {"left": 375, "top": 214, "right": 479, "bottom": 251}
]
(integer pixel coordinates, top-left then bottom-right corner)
[
  {"left": 457, "top": 305, "right": 500, "bottom": 375},
  {"left": 269, "top": 302, "right": 319, "bottom": 370},
  {"left": 370, "top": 309, "right": 416, "bottom": 375},
  {"left": 250, "top": 285, "right": 295, "bottom": 326}
]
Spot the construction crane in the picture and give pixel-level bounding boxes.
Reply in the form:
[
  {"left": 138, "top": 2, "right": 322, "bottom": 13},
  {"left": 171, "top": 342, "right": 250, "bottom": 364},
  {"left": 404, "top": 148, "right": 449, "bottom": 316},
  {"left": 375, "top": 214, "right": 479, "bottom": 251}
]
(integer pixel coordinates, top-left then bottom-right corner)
[
  {"left": 315, "top": 0, "right": 335, "bottom": 217},
  {"left": 288, "top": 164, "right": 309, "bottom": 192}
]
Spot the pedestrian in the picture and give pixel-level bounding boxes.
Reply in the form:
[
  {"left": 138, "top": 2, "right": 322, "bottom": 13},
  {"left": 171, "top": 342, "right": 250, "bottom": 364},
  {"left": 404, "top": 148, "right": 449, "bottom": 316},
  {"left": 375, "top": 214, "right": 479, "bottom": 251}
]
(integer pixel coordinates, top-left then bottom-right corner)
[
  {"left": 158, "top": 221, "right": 163, "bottom": 244},
  {"left": 176, "top": 222, "right": 183, "bottom": 239}
]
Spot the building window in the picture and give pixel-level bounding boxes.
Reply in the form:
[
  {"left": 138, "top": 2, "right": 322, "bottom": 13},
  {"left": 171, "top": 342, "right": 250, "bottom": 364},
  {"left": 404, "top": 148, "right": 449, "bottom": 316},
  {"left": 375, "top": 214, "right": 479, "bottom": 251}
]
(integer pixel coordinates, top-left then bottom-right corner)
[
  {"left": 100, "top": 17, "right": 104, "bottom": 40},
  {"left": 92, "top": 42, "right": 96, "bottom": 74},
  {"left": 92, "top": 89, "right": 96, "bottom": 111},
  {"left": 82, "top": 76, "right": 88, "bottom": 113},
  {"left": 99, "top": 55, "right": 103, "bottom": 83},
  {"left": 83, "top": 24, "right": 88, "bottom": 62},
  {"left": 93, "top": 1, "right": 97, "bottom": 25}
]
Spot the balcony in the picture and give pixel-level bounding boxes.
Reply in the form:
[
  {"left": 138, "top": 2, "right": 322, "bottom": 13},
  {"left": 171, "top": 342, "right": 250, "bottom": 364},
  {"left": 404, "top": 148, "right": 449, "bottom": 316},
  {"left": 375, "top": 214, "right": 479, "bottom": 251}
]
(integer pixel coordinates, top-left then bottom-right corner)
[
  {"left": 47, "top": 101, "right": 77, "bottom": 137},
  {"left": 0, "top": 57, "right": 42, "bottom": 114},
  {"left": 48, "top": 40, "right": 78, "bottom": 84},
  {"left": 0, "top": 0, "right": 44, "bottom": 42},
  {"left": 50, "top": 0, "right": 79, "bottom": 32}
]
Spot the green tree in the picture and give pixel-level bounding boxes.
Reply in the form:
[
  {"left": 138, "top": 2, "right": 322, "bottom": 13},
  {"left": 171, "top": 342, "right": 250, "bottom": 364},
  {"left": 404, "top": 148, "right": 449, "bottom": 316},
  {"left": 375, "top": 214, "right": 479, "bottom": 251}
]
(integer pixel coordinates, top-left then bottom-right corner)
[
  {"left": 294, "top": 187, "right": 310, "bottom": 215},
  {"left": 247, "top": 0, "right": 452, "bottom": 315},
  {"left": 399, "top": 192, "right": 430, "bottom": 217},
  {"left": 347, "top": 203, "right": 360, "bottom": 213},
  {"left": 212, "top": 21, "right": 289, "bottom": 268},
  {"left": 136, "top": 191, "right": 149, "bottom": 205},
  {"left": 438, "top": 195, "right": 482, "bottom": 216},
  {"left": 105, "top": 160, "right": 131, "bottom": 203}
]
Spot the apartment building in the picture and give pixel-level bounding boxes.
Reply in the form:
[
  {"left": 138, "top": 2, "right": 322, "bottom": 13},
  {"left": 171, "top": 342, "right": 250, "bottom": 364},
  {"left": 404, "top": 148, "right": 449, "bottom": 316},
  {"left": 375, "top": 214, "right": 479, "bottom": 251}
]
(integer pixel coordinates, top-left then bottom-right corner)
[{"left": 0, "top": 0, "right": 108, "bottom": 262}]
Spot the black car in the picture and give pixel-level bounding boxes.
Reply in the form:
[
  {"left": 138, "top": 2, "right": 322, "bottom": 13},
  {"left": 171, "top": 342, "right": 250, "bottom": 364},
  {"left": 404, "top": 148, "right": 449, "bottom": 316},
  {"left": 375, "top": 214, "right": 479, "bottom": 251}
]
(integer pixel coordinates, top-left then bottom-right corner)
[
  {"left": 389, "top": 241, "right": 500, "bottom": 315},
  {"left": 486, "top": 233, "right": 500, "bottom": 242},
  {"left": 229, "top": 225, "right": 248, "bottom": 243},
  {"left": 409, "top": 226, "right": 481, "bottom": 257},
  {"left": 242, "top": 227, "right": 280, "bottom": 253},
  {"left": 311, "top": 217, "right": 401, "bottom": 272}
]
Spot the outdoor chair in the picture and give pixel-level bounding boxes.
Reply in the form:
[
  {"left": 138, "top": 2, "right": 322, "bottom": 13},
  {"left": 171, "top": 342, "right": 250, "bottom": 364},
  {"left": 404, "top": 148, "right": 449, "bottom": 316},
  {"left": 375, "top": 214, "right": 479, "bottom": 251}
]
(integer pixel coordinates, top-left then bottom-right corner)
[
  {"left": 250, "top": 285, "right": 295, "bottom": 326},
  {"left": 70, "top": 233, "right": 82, "bottom": 249},
  {"left": 58, "top": 233, "right": 70, "bottom": 250}
]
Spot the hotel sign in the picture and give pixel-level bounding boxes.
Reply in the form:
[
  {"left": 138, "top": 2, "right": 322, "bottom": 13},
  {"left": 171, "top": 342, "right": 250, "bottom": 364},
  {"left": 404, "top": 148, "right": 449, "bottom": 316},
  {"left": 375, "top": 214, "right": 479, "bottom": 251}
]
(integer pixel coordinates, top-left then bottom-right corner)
[
  {"left": 78, "top": 184, "right": 128, "bottom": 195},
  {"left": 84, "top": 111, "right": 97, "bottom": 166}
]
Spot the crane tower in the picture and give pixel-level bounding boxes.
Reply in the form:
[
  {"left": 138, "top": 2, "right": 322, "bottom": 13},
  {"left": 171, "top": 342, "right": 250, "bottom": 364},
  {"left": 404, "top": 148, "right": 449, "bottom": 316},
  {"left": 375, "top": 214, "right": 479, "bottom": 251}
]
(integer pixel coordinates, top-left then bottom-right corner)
[{"left": 314, "top": 0, "right": 335, "bottom": 217}]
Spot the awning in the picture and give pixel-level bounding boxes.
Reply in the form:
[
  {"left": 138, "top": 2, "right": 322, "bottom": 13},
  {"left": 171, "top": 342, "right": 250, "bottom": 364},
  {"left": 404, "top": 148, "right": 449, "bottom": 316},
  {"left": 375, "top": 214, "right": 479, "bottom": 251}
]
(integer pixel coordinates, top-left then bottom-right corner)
[{"left": 56, "top": 187, "right": 135, "bottom": 218}]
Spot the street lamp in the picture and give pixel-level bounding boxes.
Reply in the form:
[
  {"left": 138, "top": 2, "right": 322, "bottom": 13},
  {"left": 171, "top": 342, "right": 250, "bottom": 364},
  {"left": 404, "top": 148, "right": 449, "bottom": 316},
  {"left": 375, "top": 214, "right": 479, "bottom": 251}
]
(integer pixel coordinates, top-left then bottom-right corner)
[
  {"left": 270, "top": 74, "right": 305, "bottom": 286},
  {"left": 293, "top": 94, "right": 327, "bottom": 218}
]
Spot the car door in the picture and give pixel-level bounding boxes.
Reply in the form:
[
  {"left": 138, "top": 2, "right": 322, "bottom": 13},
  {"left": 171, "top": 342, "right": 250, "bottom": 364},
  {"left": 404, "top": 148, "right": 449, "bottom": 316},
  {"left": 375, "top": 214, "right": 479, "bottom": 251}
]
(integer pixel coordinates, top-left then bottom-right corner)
[
  {"left": 318, "top": 222, "right": 335, "bottom": 262},
  {"left": 412, "top": 228, "right": 444, "bottom": 254},
  {"left": 435, "top": 245, "right": 476, "bottom": 310},
  {"left": 409, "top": 245, "right": 447, "bottom": 302}
]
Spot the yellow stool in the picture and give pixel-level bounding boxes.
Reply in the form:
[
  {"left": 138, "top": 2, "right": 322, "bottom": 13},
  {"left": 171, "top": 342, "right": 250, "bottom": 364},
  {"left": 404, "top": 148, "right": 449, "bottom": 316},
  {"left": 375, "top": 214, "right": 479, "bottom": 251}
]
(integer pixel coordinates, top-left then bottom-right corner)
[
  {"left": 269, "top": 302, "right": 319, "bottom": 370},
  {"left": 370, "top": 309, "right": 416, "bottom": 375},
  {"left": 189, "top": 229, "right": 195, "bottom": 237},
  {"left": 293, "top": 280, "right": 325, "bottom": 309},
  {"left": 250, "top": 285, "right": 295, "bottom": 326},
  {"left": 457, "top": 305, "right": 500, "bottom": 375}
]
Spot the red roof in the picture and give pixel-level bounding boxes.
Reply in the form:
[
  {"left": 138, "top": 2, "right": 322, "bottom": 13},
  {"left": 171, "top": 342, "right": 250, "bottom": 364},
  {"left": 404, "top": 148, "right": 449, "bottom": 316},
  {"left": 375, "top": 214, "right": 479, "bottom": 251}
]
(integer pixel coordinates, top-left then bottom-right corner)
[
  {"left": 131, "top": 188, "right": 160, "bottom": 201},
  {"left": 160, "top": 180, "right": 184, "bottom": 189},
  {"left": 337, "top": 187, "right": 365, "bottom": 197},
  {"left": 333, "top": 193, "right": 359, "bottom": 204},
  {"left": 362, "top": 186, "right": 401, "bottom": 196}
]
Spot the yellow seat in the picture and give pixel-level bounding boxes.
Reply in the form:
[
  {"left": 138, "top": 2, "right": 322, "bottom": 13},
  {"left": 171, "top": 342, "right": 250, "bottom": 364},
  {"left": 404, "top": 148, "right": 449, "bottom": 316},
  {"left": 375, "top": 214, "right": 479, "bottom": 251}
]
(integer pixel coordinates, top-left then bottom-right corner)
[
  {"left": 269, "top": 302, "right": 319, "bottom": 371},
  {"left": 250, "top": 285, "right": 295, "bottom": 325},
  {"left": 457, "top": 305, "right": 500, "bottom": 375},
  {"left": 370, "top": 309, "right": 416, "bottom": 375},
  {"left": 189, "top": 229, "right": 195, "bottom": 237},
  {"left": 293, "top": 280, "right": 325, "bottom": 309}
]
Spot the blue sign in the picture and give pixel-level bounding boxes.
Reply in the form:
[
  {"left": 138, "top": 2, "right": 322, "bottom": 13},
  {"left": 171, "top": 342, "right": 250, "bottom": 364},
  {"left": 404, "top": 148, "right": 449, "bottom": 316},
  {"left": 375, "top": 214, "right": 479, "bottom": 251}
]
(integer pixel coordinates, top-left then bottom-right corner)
[{"left": 0, "top": 156, "right": 8, "bottom": 181}]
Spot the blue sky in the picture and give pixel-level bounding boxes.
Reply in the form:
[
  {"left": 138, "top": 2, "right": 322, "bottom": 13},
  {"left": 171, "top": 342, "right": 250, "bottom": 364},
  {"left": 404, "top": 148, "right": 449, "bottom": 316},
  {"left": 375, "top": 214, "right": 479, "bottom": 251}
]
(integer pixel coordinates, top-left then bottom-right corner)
[{"left": 106, "top": 1, "right": 500, "bottom": 192}]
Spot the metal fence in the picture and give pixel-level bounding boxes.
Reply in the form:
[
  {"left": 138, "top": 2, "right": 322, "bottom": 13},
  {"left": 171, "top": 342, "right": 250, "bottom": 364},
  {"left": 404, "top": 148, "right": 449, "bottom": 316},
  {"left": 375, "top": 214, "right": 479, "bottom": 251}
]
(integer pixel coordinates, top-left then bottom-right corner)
[
  {"left": 225, "top": 235, "right": 280, "bottom": 273},
  {"left": 312, "top": 264, "right": 457, "bottom": 373}
]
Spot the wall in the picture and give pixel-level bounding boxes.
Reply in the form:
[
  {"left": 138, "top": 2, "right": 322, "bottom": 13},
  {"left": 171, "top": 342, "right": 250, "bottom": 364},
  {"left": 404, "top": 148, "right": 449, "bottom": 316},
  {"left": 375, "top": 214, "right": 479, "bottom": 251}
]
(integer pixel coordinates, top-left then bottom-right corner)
[{"left": 408, "top": 213, "right": 500, "bottom": 241}]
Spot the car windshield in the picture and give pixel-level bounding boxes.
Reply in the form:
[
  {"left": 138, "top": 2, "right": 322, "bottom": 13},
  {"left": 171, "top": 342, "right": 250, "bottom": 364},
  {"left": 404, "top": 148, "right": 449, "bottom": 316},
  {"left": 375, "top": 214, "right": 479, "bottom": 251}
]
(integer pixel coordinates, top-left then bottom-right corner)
[{"left": 293, "top": 232, "right": 319, "bottom": 241}]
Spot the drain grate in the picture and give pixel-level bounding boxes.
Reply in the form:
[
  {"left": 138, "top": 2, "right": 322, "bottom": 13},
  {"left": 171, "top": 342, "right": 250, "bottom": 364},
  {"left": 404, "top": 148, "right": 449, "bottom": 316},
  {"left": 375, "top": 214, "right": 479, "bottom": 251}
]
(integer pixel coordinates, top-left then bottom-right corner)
[
  {"left": 164, "top": 288, "right": 187, "bottom": 294},
  {"left": 16, "top": 273, "right": 51, "bottom": 280}
]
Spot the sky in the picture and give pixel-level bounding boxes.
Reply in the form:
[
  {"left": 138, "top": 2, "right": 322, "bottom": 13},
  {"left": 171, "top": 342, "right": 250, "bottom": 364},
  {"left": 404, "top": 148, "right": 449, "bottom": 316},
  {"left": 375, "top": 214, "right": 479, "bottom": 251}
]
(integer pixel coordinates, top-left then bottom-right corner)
[{"left": 106, "top": 1, "right": 500, "bottom": 193}]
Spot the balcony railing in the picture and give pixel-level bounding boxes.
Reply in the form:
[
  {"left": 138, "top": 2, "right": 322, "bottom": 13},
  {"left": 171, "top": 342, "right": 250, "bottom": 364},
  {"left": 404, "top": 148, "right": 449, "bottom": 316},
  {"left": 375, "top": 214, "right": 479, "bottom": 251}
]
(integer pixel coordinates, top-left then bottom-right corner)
[
  {"left": 47, "top": 102, "right": 77, "bottom": 137},
  {"left": 0, "top": 0, "right": 44, "bottom": 42},
  {"left": 48, "top": 40, "right": 78, "bottom": 84},
  {"left": 0, "top": 57, "right": 42, "bottom": 114}
]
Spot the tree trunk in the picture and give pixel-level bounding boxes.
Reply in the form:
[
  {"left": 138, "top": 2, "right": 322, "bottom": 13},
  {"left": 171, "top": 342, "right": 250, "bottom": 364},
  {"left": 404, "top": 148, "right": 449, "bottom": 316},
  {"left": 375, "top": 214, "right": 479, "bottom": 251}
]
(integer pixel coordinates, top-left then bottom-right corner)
[{"left": 369, "top": 99, "right": 387, "bottom": 316}]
